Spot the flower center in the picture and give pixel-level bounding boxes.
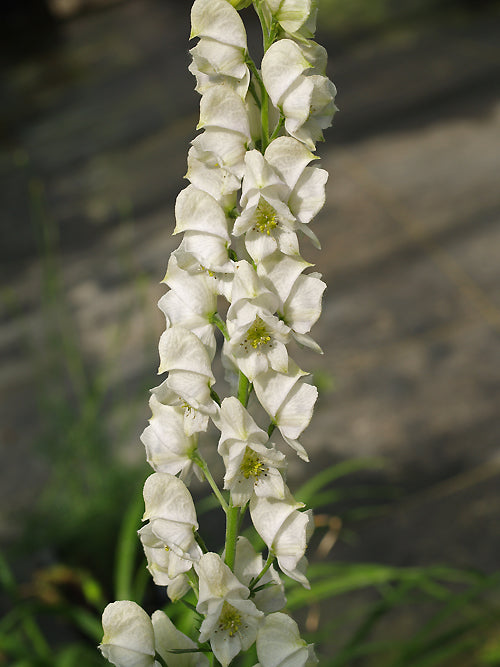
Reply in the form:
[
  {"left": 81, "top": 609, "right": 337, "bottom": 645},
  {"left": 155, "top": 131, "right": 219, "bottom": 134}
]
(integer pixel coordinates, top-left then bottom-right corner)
[
  {"left": 218, "top": 601, "right": 242, "bottom": 637},
  {"left": 244, "top": 316, "right": 271, "bottom": 349},
  {"left": 240, "top": 448, "right": 266, "bottom": 480},
  {"left": 254, "top": 198, "right": 278, "bottom": 235}
]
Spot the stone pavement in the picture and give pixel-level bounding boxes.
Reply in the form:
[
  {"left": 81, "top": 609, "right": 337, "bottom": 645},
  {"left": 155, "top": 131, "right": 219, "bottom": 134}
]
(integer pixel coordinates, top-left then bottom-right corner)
[{"left": 1, "top": 0, "right": 500, "bottom": 589}]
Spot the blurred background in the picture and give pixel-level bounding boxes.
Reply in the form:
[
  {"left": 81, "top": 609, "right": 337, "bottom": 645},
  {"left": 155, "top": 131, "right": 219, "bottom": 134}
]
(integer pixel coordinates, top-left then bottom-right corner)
[{"left": 1, "top": 0, "right": 500, "bottom": 664}]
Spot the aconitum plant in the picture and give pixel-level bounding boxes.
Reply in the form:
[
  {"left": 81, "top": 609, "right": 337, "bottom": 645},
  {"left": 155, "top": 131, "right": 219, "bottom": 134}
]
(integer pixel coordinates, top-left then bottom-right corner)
[{"left": 99, "top": 0, "right": 336, "bottom": 665}]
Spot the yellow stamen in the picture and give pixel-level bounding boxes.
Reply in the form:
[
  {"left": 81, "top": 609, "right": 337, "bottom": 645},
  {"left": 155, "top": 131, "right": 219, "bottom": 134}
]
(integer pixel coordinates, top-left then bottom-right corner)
[{"left": 218, "top": 601, "right": 242, "bottom": 637}]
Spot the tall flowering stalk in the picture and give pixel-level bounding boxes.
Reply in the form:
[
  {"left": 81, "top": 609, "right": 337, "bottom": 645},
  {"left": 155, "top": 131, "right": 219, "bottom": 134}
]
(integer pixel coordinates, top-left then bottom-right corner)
[{"left": 100, "top": 1, "right": 336, "bottom": 665}]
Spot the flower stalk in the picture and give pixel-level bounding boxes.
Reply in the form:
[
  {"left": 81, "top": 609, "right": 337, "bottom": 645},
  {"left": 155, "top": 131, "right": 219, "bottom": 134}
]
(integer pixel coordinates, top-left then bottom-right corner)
[{"left": 100, "top": 0, "right": 337, "bottom": 664}]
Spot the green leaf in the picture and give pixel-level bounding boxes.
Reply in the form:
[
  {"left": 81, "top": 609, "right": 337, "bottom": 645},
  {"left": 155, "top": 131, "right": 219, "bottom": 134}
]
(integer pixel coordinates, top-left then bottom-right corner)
[
  {"left": 296, "top": 458, "right": 386, "bottom": 505},
  {"left": 114, "top": 481, "right": 146, "bottom": 602}
]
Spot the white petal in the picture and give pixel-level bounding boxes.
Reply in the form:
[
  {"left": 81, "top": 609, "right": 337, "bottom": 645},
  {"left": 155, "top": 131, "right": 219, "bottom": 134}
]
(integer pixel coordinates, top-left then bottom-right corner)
[
  {"left": 261, "top": 39, "right": 311, "bottom": 108},
  {"left": 257, "top": 253, "right": 311, "bottom": 305},
  {"left": 264, "top": 136, "right": 317, "bottom": 192},
  {"left": 253, "top": 360, "right": 307, "bottom": 419},
  {"left": 142, "top": 473, "right": 201, "bottom": 560},
  {"left": 256, "top": 613, "right": 318, "bottom": 667},
  {"left": 276, "top": 379, "right": 317, "bottom": 441},
  {"left": 284, "top": 272, "right": 326, "bottom": 334},
  {"left": 100, "top": 601, "right": 155, "bottom": 667},
  {"left": 196, "top": 553, "right": 249, "bottom": 612},
  {"left": 215, "top": 397, "right": 268, "bottom": 453},
  {"left": 250, "top": 491, "right": 303, "bottom": 551},
  {"left": 289, "top": 166, "right": 328, "bottom": 224},
  {"left": 182, "top": 230, "right": 232, "bottom": 273},
  {"left": 191, "top": 0, "right": 247, "bottom": 49},
  {"left": 198, "top": 85, "right": 250, "bottom": 138},
  {"left": 281, "top": 76, "right": 314, "bottom": 127},
  {"left": 174, "top": 185, "right": 229, "bottom": 239},
  {"left": 273, "top": 0, "right": 312, "bottom": 34},
  {"left": 152, "top": 611, "right": 209, "bottom": 667},
  {"left": 158, "top": 327, "right": 214, "bottom": 379},
  {"left": 190, "top": 39, "right": 247, "bottom": 80}
]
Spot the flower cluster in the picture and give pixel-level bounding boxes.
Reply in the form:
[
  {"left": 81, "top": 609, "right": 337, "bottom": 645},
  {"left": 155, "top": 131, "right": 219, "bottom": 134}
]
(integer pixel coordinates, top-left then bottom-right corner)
[{"left": 100, "top": 0, "right": 336, "bottom": 665}]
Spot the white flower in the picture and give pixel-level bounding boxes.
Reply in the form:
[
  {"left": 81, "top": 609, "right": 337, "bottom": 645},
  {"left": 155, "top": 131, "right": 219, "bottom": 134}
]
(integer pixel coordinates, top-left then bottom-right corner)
[
  {"left": 138, "top": 523, "right": 192, "bottom": 597},
  {"left": 167, "top": 243, "right": 234, "bottom": 301},
  {"left": 250, "top": 490, "right": 314, "bottom": 587},
  {"left": 265, "top": 137, "right": 328, "bottom": 231},
  {"left": 142, "top": 472, "right": 202, "bottom": 563},
  {"left": 152, "top": 610, "right": 210, "bottom": 667},
  {"left": 151, "top": 379, "right": 211, "bottom": 437},
  {"left": 141, "top": 395, "right": 200, "bottom": 481},
  {"left": 233, "top": 139, "right": 328, "bottom": 259},
  {"left": 174, "top": 184, "right": 233, "bottom": 273},
  {"left": 189, "top": 0, "right": 250, "bottom": 100},
  {"left": 234, "top": 537, "right": 286, "bottom": 613},
  {"left": 257, "top": 253, "right": 325, "bottom": 353},
  {"left": 263, "top": 0, "right": 314, "bottom": 35},
  {"left": 100, "top": 601, "right": 157, "bottom": 667},
  {"left": 233, "top": 150, "right": 299, "bottom": 261},
  {"left": 262, "top": 40, "right": 336, "bottom": 150},
  {"left": 157, "top": 326, "right": 217, "bottom": 417},
  {"left": 159, "top": 253, "right": 218, "bottom": 358},
  {"left": 196, "top": 553, "right": 263, "bottom": 667},
  {"left": 224, "top": 261, "right": 291, "bottom": 381},
  {"left": 256, "top": 612, "right": 318, "bottom": 666},
  {"left": 215, "top": 397, "right": 286, "bottom": 505},
  {"left": 186, "top": 140, "right": 242, "bottom": 207},
  {"left": 253, "top": 360, "right": 317, "bottom": 461},
  {"left": 197, "top": 84, "right": 251, "bottom": 143},
  {"left": 262, "top": 39, "right": 311, "bottom": 108},
  {"left": 191, "top": 0, "right": 247, "bottom": 51}
]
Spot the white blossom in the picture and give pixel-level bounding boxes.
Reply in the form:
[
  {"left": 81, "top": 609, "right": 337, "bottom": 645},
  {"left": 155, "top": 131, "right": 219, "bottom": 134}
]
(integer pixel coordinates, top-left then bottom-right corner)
[
  {"left": 233, "top": 138, "right": 328, "bottom": 259},
  {"left": 215, "top": 397, "right": 286, "bottom": 505},
  {"left": 196, "top": 553, "right": 263, "bottom": 667},
  {"left": 141, "top": 395, "right": 200, "bottom": 481},
  {"left": 159, "top": 254, "right": 218, "bottom": 358},
  {"left": 191, "top": 0, "right": 247, "bottom": 50},
  {"left": 189, "top": 0, "right": 250, "bottom": 102},
  {"left": 152, "top": 610, "right": 210, "bottom": 667},
  {"left": 256, "top": 612, "right": 318, "bottom": 666},
  {"left": 262, "top": 39, "right": 336, "bottom": 150},
  {"left": 224, "top": 261, "right": 291, "bottom": 381},
  {"left": 157, "top": 326, "right": 217, "bottom": 417},
  {"left": 257, "top": 253, "right": 325, "bottom": 353},
  {"left": 250, "top": 489, "right": 314, "bottom": 587},
  {"left": 234, "top": 537, "right": 286, "bottom": 614},
  {"left": 142, "top": 472, "right": 202, "bottom": 563},
  {"left": 139, "top": 523, "right": 193, "bottom": 594},
  {"left": 174, "top": 184, "right": 233, "bottom": 273},
  {"left": 262, "top": 0, "right": 314, "bottom": 36},
  {"left": 100, "top": 601, "right": 158, "bottom": 667},
  {"left": 253, "top": 360, "right": 317, "bottom": 461}
]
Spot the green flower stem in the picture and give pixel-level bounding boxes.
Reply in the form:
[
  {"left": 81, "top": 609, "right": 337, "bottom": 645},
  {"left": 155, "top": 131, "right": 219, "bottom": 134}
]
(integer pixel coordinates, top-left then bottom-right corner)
[
  {"left": 238, "top": 371, "right": 250, "bottom": 407},
  {"left": 267, "top": 421, "right": 276, "bottom": 437},
  {"left": 195, "top": 531, "right": 209, "bottom": 554},
  {"left": 249, "top": 551, "right": 275, "bottom": 591},
  {"left": 191, "top": 452, "right": 229, "bottom": 513},
  {"left": 224, "top": 497, "right": 239, "bottom": 571},
  {"left": 187, "top": 570, "right": 199, "bottom": 597},
  {"left": 261, "top": 86, "right": 270, "bottom": 151},
  {"left": 210, "top": 312, "right": 230, "bottom": 341},
  {"left": 237, "top": 502, "right": 248, "bottom": 534},
  {"left": 253, "top": 0, "right": 272, "bottom": 51},
  {"left": 245, "top": 55, "right": 270, "bottom": 151},
  {"left": 270, "top": 113, "right": 285, "bottom": 141}
]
